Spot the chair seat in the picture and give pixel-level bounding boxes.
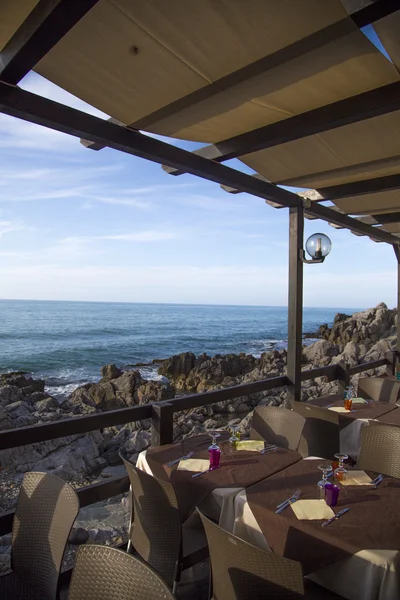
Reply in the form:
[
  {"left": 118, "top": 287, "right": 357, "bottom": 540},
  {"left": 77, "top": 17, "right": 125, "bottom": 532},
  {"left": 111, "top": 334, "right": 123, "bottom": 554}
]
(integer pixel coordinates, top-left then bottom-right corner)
[
  {"left": 0, "top": 572, "right": 46, "bottom": 600},
  {"left": 182, "top": 512, "right": 208, "bottom": 564},
  {"left": 304, "top": 578, "right": 346, "bottom": 599}
]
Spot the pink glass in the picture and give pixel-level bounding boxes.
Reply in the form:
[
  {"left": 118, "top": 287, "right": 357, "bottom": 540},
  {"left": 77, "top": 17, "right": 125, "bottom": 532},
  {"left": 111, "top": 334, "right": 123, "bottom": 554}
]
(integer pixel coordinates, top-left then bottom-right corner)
[
  {"left": 209, "top": 447, "right": 221, "bottom": 469},
  {"left": 325, "top": 482, "right": 340, "bottom": 506}
]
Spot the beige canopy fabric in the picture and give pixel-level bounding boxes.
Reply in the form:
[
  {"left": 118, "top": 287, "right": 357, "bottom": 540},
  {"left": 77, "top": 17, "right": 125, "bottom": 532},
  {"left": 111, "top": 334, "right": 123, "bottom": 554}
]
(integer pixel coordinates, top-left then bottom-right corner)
[{"left": 1, "top": 0, "right": 400, "bottom": 239}]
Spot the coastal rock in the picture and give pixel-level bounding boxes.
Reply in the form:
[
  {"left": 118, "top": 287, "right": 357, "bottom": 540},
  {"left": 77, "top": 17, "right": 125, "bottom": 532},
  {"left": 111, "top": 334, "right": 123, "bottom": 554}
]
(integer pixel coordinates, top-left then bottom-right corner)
[
  {"left": 303, "top": 340, "right": 339, "bottom": 365},
  {"left": 158, "top": 352, "right": 196, "bottom": 379},
  {"left": 101, "top": 364, "right": 123, "bottom": 381},
  {"left": 136, "top": 380, "right": 175, "bottom": 404},
  {"left": 0, "top": 385, "right": 25, "bottom": 408}
]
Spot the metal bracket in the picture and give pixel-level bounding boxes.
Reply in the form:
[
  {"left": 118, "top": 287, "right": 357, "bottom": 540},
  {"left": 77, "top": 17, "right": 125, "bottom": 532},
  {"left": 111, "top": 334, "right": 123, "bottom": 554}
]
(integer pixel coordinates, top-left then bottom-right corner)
[{"left": 299, "top": 249, "right": 325, "bottom": 264}]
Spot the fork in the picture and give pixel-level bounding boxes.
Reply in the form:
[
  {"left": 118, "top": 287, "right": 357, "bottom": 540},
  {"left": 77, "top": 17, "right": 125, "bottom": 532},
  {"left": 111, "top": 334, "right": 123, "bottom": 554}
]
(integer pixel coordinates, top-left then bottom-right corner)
[
  {"left": 372, "top": 474, "right": 383, "bottom": 487},
  {"left": 276, "top": 489, "right": 301, "bottom": 513},
  {"left": 166, "top": 451, "right": 194, "bottom": 467},
  {"left": 192, "top": 466, "right": 220, "bottom": 478}
]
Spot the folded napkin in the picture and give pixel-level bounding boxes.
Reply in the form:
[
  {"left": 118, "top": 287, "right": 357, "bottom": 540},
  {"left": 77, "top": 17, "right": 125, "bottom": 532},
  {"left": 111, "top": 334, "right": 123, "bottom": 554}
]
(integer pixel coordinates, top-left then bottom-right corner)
[
  {"left": 236, "top": 440, "right": 265, "bottom": 451},
  {"left": 291, "top": 500, "right": 335, "bottom": 520},
  {"left": 351, "top": 398, "right": 368, "bottom": 404},
  {"left": 341, "top": 470, "right": 373, "bottom": 486},
  {"left": 177, "top": 458, "right": 209, "bottom": 472},
  {"left": 328, "top": 406, "right": 350, "bottom": 413}
]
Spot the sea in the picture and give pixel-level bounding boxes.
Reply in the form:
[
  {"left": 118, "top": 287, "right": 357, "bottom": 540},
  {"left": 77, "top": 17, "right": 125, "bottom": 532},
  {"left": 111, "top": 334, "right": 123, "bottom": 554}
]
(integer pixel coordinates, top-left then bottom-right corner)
[{"left": 0, "top": 300, "right": 361, "bottom": 400}]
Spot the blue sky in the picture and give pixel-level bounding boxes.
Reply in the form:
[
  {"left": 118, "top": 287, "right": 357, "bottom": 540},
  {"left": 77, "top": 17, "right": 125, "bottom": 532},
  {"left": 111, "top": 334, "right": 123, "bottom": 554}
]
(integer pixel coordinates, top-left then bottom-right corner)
[{"left": 0, "top": 71, "right": 397, "bottom": 308}]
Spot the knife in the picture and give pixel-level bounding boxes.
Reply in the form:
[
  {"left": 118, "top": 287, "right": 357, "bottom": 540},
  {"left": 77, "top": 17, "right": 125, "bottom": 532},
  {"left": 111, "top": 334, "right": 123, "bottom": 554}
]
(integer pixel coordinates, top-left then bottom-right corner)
[
  {"left": 260, "top": 445, "right": 278, "bottom": 454},
  {"left": 166, "top": 451, "right": 194, "bottom": 467},
  {"left": 192, "top": 466, "right": 220, "bottom": 478},
  {"left": 322, "top": 507, "right": 350, "bottom": 527}
]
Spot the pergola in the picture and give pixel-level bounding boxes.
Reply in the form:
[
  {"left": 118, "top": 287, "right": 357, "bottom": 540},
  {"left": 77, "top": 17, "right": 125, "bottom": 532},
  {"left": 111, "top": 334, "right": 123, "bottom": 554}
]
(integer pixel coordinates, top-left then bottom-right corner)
[{"left": 1, "top": 0, "right": 400, "bottom": 407}]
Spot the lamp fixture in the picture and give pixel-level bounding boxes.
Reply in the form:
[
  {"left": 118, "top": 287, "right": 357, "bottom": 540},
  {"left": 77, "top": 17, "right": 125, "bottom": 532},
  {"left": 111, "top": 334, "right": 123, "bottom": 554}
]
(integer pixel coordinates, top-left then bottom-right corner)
[{"left": 300, "top": 233, "right": 332, "bottom": 264}]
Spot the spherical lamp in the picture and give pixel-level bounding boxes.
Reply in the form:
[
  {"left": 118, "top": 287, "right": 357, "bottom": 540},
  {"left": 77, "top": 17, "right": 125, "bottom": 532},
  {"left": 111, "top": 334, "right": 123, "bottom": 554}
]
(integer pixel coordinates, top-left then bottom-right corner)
[{"left": 305, "top": 233, "right": 332, "bottom": 261}]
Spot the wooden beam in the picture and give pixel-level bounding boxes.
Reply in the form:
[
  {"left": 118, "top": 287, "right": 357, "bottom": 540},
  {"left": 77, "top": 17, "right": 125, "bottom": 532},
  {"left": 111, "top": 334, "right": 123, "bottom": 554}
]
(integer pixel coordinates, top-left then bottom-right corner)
[
  {"left": 191, "top": 81, "right": 400, "bottom": 163},
  {"left": 318, "top": 173, "right": 400, "bottom": 201},
  {"left": 345, "top": 0, "right": 400, "bottom": 27},
  {"left": 372, "top": 211, "right": 400, "bottom": 224},
  {"left": 287, "top": 205, "right": 304, "bottom": 406},
  {"left": 0, "top": 0, "right": 99, "bottom": 85},
  {"left": 0, "top": 82, "right": 399, "bottom": 245}
]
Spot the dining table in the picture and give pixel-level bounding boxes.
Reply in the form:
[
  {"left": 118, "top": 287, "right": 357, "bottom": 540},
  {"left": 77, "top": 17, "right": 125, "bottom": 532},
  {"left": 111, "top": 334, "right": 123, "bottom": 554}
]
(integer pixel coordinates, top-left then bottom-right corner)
[
  {"left": 136, "top": 432, "right": 302, "bottom": 526},
  {"left": 230, "top": 458, "right": 400, "bottom": 600},
  {"left": 307, "top": 394, "right": 398, "bottom": 458}
]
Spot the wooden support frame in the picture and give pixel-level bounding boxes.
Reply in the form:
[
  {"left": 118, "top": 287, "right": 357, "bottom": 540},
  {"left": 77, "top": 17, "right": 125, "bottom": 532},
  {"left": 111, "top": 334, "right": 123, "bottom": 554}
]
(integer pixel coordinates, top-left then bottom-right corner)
[
  {"left": 0, "top": 82, "right": 398, "bottom": 246},
  {"left": 0, "top": 0, "right": 99, "bottom": 85},
  {"left": 151, "top": 402, "right": 174, "bottom": 447},
  {"left": 394, "top": 244, "right": 400, "bottom": 355},
  {"left": 175, "top": 81, "right": 400, "bottom": 165},
  {"left": 287, "top": 205, "right": 304, "bottom": 405}
]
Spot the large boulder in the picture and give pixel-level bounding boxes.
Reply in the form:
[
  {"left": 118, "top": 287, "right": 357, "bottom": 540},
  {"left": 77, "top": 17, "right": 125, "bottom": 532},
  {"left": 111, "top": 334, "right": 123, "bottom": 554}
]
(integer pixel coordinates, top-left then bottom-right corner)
[
  {"left": 303, "top": 340, "right": 339, "bottom": 365},
  {"left": 100, "top": 364, "right": 123, "bottom": 381},
  {"left": 136, "top": 380, "right": 175, "bottom": 404},
  {"left": 158, "top": 352, "right": 196, "bottom": 379}
]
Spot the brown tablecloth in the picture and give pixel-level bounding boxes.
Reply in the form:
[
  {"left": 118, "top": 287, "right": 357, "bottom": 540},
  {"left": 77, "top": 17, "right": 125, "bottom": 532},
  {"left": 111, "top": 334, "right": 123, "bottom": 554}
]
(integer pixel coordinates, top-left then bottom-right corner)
[
  {"left": 308, "top": 395, "right": 397, "bottom": 427},
  {"left": 376, "top": 407, "right": 400, "bottom": 426},
  {"left": 246, "top": 459, "right": 400, "bottom": 574},
  {"left": 146, "top": 434, "right": 302, "bottom": 519}
]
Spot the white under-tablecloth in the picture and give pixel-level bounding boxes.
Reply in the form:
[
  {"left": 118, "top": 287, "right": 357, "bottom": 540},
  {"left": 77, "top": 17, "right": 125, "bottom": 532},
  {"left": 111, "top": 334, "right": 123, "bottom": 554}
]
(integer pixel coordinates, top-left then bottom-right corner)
[
  {"left": 340, "top": 418, "right": 370, "bottom": 458},
  {"left": 231, "top": 463, "right": 399, "bottom": 600}
]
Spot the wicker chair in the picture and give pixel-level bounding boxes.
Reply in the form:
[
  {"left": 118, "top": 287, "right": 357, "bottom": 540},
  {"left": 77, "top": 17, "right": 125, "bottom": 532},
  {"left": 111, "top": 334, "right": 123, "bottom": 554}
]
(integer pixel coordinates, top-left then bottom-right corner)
[
  {"left": 293, "top": 401, "right": 340, "bottom": 460},
  {"left": 121, "top": 455, "right": 208, "bottom": 593},
  {"left": 68, "top": 545, "right": 175, "bottom": 600},
  {"left": 198, "top": 509, "right": 305, "bottom": 599},
  {"left": 250, "top": 406, "right": 306, "bottom": 451},
  {"left": 0, "top": 471, "right": 79, "bottom": 600},
  {"left": 357, "top": 377, "right": 400, "bottom": 404},
  {"left": 198, "top": 510, "right": 345, "bottom": 600},
  {"left": 357, "top": 423, "right": 400, "bottom": 478}
]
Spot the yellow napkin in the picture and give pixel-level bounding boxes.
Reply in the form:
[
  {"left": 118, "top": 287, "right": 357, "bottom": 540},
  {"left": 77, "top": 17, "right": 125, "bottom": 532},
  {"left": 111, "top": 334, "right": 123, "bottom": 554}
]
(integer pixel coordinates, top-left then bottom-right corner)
[
  {"left": 351, "top": 398, "right": 368, "bottom": 404},
  {"left": 236, "top": 440, "right": 265, "bottom": 451},
  {"left": 177, "top": 458, "right": 209, "bottom": 472},
  {"left": 328, "top": 406, "right": 350, "bottom": 413},
  {"left": 291, "top": 500, "right": 335, "bottom": 520},
  {"left": 341, "top": 470, "right": 373, "bottom": 486}
]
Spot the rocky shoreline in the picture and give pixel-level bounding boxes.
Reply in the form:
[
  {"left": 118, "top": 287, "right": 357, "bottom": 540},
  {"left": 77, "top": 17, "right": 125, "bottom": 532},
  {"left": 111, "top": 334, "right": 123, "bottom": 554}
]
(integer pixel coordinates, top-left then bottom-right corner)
[{"left": 0, "top": 303, "right": 396, "bottom": 570}]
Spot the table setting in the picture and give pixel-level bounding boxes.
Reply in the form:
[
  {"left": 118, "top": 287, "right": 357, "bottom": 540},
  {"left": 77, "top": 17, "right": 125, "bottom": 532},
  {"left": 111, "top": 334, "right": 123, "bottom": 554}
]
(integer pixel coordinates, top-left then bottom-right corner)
[
  {"left": 136, "top": 428, "right": 302, "bottom": 524},
  {"left": 307, "top": 393, "right": 399, "bottom": 458},
  {"left": 230, "top": 457, "right": 400, "bottom": 600}
]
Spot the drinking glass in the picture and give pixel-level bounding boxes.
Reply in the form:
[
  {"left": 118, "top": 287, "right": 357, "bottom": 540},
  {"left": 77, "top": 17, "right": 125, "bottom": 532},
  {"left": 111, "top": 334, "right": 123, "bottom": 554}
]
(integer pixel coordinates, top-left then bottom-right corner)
[
  {"left": 229, "top": 425, "right": 240, "bottom": 448},
  {"left": 318, "top": 463, "right": 333, "bottom": 500},
  {"left": 334, "top": 453, "right": 348, "bottom": 482},
  {"left": 208, "top": 431, "right": 221, "bottom": 469},
  {"left": 344, "top": 387, "right": 353, "bottom": 410},
  {"left": 325, "top": 482, "right": 340, "bottom": 506}
]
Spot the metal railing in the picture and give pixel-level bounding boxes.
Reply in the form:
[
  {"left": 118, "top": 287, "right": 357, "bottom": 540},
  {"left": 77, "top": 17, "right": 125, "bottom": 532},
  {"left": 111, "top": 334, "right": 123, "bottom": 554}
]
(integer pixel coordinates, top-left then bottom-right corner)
[{"left": 0, "top": 355, "right": 392, "bottom": 536}]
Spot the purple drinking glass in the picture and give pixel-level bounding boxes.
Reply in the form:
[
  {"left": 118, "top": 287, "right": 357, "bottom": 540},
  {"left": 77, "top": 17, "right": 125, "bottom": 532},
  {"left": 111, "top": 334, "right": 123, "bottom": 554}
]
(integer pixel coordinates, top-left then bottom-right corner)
[
  {"left": 209, "top": 447, "right": 221, "bottom": 470},
  {"left": 325, "top": 482, "right": 340, "bottom": 507}
]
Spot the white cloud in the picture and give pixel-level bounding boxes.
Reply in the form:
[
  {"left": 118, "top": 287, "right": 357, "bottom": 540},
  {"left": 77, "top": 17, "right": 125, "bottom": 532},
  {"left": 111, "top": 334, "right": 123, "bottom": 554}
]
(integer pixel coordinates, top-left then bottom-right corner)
[{"left": 0, "top": 220, "right": 27, "bottom": 238}]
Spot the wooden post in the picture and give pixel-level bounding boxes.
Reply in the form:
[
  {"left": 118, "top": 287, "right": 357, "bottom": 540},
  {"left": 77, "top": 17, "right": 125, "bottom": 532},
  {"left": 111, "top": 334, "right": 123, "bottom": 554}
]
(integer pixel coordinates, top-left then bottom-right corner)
[
  {"left": 287, "top": 205, "right": 304, "bottom": 406},
  {"left": 336, "top": 362, "right": 350, "bottom": 397},
  {"left": 151, "top": 401, "right": 174, "bottom": 447}
]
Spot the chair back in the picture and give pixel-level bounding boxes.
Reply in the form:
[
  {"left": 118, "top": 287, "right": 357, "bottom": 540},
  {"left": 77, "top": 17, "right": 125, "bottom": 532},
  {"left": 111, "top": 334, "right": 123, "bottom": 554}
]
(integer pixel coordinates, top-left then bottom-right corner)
[
  {"left": 357, "top": 424, "right": 400, "bottom": 478},
  {"left": 250, "top": 406, "right": 305, "bottom": 451},
  {"left": 293, "top": 401, "right": 340, "bottom": 460},
  {"left": 358, "top": 377, "right": 400, "bottom": 404},
  {"left": 121, "top": 456, "right": 182, "bottom": 586},
  {"left": 68, "top": 545, "right": 175, "bottom": 600},
  {"left": 198, "top": 510, "right": 304, "bottom": 600},
  {"left": 12, "top": 471, "right": 79, "bottom": 599}
]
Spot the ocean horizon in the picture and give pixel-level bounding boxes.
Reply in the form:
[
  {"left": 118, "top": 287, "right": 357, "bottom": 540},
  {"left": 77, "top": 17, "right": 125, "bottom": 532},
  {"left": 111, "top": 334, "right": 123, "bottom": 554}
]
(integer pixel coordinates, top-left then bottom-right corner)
[{"left": 0, "top": 299, "right": 364, "bottom": 398}]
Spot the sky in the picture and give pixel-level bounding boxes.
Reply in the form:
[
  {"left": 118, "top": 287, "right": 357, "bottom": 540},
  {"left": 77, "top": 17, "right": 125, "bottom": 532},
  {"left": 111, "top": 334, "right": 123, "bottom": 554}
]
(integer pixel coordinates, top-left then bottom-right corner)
[{"left": 0, "top": 64, "right": 397, "bottom": 309}]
